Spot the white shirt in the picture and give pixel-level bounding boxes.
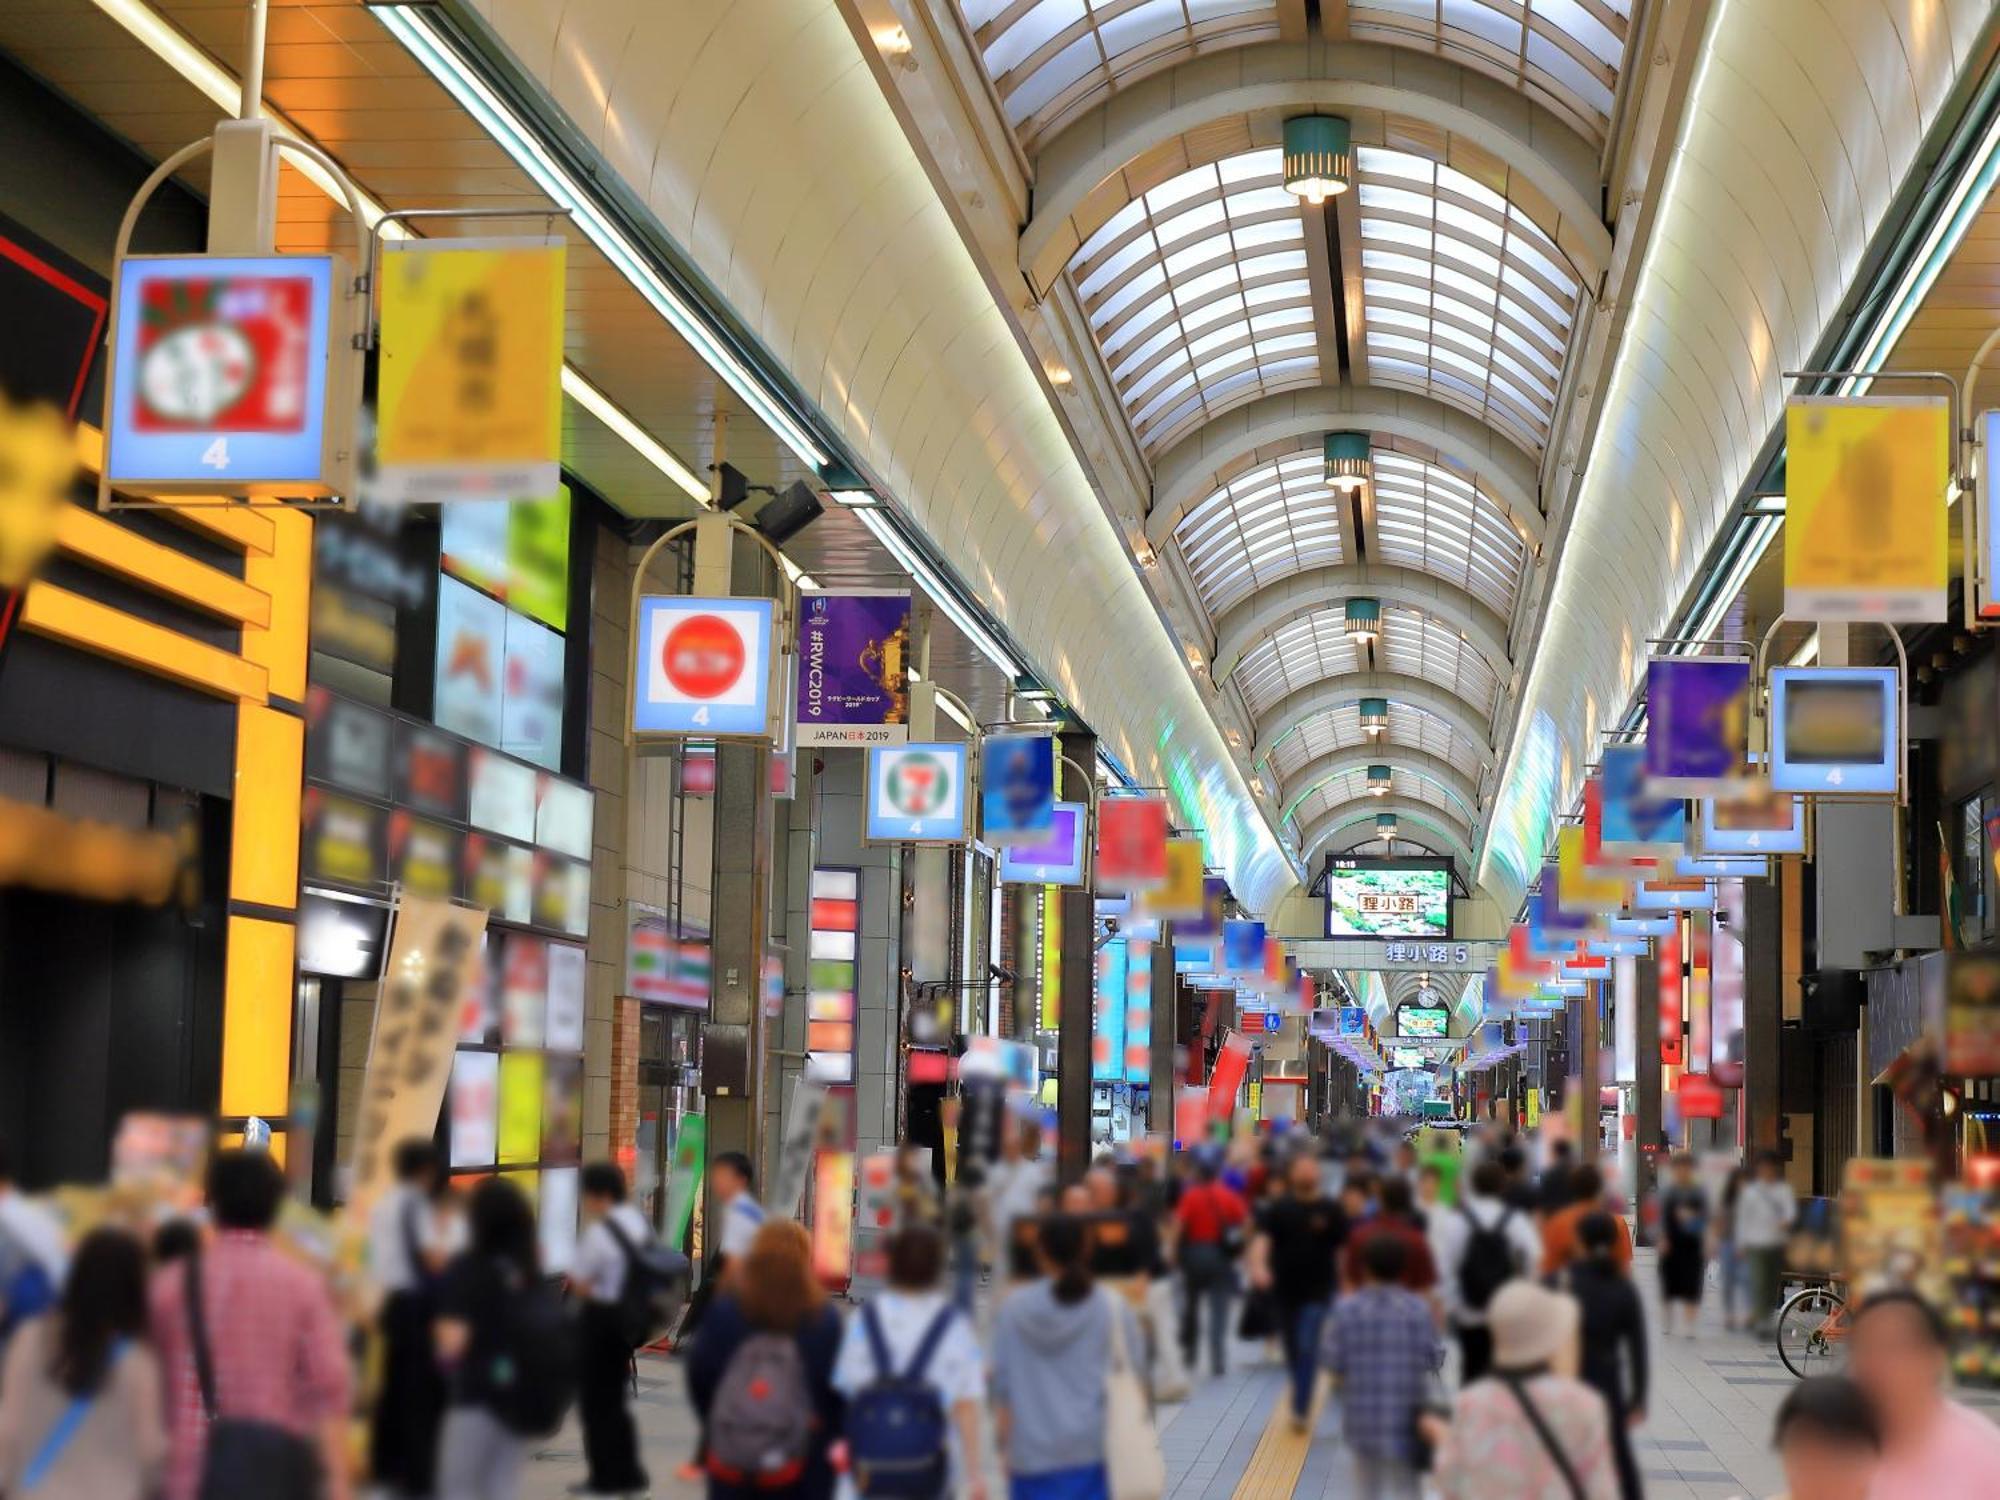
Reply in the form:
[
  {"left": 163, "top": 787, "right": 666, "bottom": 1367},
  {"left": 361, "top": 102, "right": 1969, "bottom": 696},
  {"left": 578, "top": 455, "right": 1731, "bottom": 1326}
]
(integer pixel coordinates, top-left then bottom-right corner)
[
  {"left": 0, "top": 1191, "right": 67, "bottom": 1284},
  {"left": 718, "top": 1193, "right": 766, "bottom": 1260},
  {"left": 833, "top": 1289, "right": 985, "bottom": 1499},
  {"left": 1428, "top": 1193, "right": 1542, "bottom": 1326},
  {"left": 571, "top": 1202, "right": 654, "bottom": 1304},
  {"left": 986, "top": 1158, "right": 1048, "bottom": 1238},
  {"left": 367, "top": 1184, "right": 441, "bottom": 1297},
  {"left": 1734, "top": 1179, "right": 1797, "bottom": 1250}
]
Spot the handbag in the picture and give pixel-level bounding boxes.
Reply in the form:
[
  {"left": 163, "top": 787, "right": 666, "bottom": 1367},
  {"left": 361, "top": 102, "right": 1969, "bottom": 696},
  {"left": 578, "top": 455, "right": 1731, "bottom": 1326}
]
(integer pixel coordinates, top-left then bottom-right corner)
[
  {"left": 1235, "top": 1287, "right": 1277, "bottom": 1342},
  {"left": 1500, "top": 1374, "right": 1587, "bottom": 1500},
  {"left": 1101, "top": 1290, "right": 1166, "bottom": 1500},
  {"left": 185, "top": 1255, "right": 323, "bottom": 1500}
]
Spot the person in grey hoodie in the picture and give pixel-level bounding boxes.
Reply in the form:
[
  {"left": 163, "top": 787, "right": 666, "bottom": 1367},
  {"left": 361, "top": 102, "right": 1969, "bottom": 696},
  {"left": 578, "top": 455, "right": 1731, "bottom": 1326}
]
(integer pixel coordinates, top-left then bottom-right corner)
[{"left": 989, "top": 1214, "right": 1145, "bottom": 1500}]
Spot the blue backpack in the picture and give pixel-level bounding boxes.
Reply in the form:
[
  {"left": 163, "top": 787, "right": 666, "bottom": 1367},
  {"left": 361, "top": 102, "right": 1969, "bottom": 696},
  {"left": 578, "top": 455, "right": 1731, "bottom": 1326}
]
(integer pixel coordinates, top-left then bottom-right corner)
[
  {"left": 845, "top": 1303, "right": 956, "bottom": 1499},
  {"left": 0, "top": 1223, "right": 55, "bottom": 1345}
]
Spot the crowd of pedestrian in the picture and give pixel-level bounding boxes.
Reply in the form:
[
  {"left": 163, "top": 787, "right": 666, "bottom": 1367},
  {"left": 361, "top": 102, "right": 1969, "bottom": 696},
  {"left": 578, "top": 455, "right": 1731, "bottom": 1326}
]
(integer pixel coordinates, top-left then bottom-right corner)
[{"left": 1, "top": 1120, "right": 1997, "bottom": 1500}]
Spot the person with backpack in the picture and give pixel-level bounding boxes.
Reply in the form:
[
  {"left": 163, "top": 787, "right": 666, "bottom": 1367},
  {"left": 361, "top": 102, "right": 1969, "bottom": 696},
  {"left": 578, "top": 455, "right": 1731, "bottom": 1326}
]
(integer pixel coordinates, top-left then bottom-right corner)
[
  {"left": 1555, "top": 1213, "right": 1647, "bottom": 1500},
  {"left": 833, "top": 1225, "right": 986, "bottom": 1500},
  {"left": 148, "top": 1149, "right": 352, "bottom": 1500},
  {"left": 1429, "top": 1160, "right": 1541, "bottom": 1385},
  {"left": 1428, "top": 1281, "right": 1618, "bottom": 1500},
  {"left": 989, "top": 1214, "right": 1148, "bottom": 1500},
  {"left": 1172, "top": 1157, "right": 1247, "bottom": 1377},
  {"left": 571, "top": 1162, "right": 658, "bottom": 1498},
  {"left": 0, "top": 1140, "right": 65, "bottom": 1351},
  {"left": 434, "top": 1177, "right": 575, "bottom": 1500},
  {"left": 0, "top": 1226, "right": 165, "bottom": 1500},
  {"left": 688, "top": 1219, "right": 845, "bottom": 1499},
  {"left": 367, "top": 1138, "right": 447, "bottom": 1499}
]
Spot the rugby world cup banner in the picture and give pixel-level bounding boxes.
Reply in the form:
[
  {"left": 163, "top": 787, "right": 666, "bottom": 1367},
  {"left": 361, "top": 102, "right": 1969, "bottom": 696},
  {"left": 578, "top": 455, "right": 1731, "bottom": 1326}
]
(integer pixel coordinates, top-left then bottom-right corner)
[{"left": 795, "top": 590, "right": 911, "bottom": 746}]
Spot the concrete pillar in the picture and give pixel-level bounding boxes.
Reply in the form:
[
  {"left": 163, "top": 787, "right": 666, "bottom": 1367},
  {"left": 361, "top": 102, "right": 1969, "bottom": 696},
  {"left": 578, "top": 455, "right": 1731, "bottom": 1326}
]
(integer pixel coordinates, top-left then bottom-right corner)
[
  {"left": 1634, "top": 945, "right": 1665, "bottom": 1230},
  {"left": 1056, "top": 730, "right": 1097, "bottom": 1183},
  {"left": 1149, "top": 927, "right": 1177, "bottom": 1130},
  {"left": 1743, "top": 873, "right": 1783, "bottom": 1157},
  {"left": 1578, "top": 978, "right": 1601, "bottom": 1162},
  {"left": 703, "top": 739, "right": 770, "bottom": 1167}
]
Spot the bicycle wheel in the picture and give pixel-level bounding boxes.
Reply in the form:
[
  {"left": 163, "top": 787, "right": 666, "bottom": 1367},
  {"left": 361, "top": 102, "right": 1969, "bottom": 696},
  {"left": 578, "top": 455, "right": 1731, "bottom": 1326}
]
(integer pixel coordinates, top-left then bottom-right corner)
[{"left": 1776, "top": 1287, "right": 1847, "bottom": 1378}]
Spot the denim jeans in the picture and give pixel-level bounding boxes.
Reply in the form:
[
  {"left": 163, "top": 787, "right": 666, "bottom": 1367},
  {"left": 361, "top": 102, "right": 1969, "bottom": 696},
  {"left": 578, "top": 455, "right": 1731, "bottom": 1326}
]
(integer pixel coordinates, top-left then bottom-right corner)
[
  {"left": 1179, "top": 1243, "right": 1235, "bottom": 1375},
  {"left": 1280, "top": 1299, "right": 1329, "bottom": 1418}
]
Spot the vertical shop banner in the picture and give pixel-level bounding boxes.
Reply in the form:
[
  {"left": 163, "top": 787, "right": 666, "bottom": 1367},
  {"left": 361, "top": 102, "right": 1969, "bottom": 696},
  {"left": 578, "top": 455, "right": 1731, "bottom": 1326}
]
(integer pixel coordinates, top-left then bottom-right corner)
[
  {"left": 1040, "top": 887, "right": 1062, "bottom": 1030},
  {"left": 376, "top": 238, "right": 564, "bottom": 504},
  {"left": 351, "top": 893, "right": 489, "bottom": 1210},
  {"left": 811, "top": 1150, "right": 856, "bottom": 1290},
  {"left": 1123, "top": 936, "right": 1153, "bottom": 1085},
  {"left": 1092, "top": 938, "right": 1129, "bottom": 1083},
  {"left": 1143, "top": 838, "right": 1206, "bottom": 921},
  {"left": 1646, "top": 658, "right": 1751, "bottom": 794},
  {"left": 1982, "top": 410, "right": 2000, "bottom": 620},
  {"left": 1658, "top": 917, "right": 1684, "bottom": 1068},
  {"left": 1686, "top": 914, "right": 1712, "bottom": 1074},
  {"left": 1785, "top": 396, "right": 1949, "bottom": 622},
  {"left": 1613, "top": 954, "right": 1638, "bottom": 1084},
  {"left": 793, "top": 590, "right": 911, "bottom": 746},
  {"left": 497, "top": 1052, "right": 544, "bottom": 1164},
  {"left": 1711, "top": 882, "right": 1746, "bottom": 1086},
  {"left": 981, "top": 734, "right": 1055, "bottom": 844},
  {"left": 634, "top": 597, "right": 776, "bottom": 740},
  {"left": 1206, "top": 1031, "right": 1252, "bottom": 1123},
  {"left": 1095, "top": 796, "right": 1169, "bottom": 890},
  {"left": 662, "top": 1114, "right": 705, "bottom": 1254}
]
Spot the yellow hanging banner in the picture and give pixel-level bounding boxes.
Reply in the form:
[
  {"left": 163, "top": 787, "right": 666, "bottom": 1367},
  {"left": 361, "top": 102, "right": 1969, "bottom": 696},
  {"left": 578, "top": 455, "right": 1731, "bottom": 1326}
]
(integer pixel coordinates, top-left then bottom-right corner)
[
  {"left": 1143, "top": 837, "right": 1206, "bottom": 921},
  {"left": 1784, "top": 396, "right": 1949, "bottom": 623},
  {"left": 376, "top": 238, "right": 565, "bottom": 505}
]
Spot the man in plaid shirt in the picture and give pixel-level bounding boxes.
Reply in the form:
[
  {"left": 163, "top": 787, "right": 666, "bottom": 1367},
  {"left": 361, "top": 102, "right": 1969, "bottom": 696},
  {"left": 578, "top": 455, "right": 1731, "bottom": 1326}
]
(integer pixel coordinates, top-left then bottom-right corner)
[
  {"left": 1322, "top": 1229, "right": 1443, "bottom": 1500},
  {"left": 149, "top": 1151, "right": 352, "bottom": 1500}
]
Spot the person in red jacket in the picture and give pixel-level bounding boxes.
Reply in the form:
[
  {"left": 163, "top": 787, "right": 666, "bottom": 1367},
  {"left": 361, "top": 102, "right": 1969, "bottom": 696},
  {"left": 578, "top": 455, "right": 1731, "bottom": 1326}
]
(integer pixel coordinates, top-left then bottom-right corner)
[{"left": 1173, "top": 1158, "right": 1248, "bottom": 1376}]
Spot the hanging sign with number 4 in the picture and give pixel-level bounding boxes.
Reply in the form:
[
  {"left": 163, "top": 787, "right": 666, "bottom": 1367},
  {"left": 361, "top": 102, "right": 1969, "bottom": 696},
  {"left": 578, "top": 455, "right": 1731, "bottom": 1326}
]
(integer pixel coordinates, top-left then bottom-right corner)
[
  {"left": 632, "top": 596, "right": 777, "bottom": 740},
  {"left": 103, "top": 253, "right": 355, "bottom": 500}
]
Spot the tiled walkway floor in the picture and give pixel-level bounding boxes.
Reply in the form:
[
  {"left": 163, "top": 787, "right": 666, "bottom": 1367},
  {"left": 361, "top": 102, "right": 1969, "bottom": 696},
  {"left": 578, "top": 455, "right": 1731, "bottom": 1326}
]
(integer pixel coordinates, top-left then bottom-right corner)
[{"left": 512, "top": 1249, "right": 2000, "bottom": 1499}]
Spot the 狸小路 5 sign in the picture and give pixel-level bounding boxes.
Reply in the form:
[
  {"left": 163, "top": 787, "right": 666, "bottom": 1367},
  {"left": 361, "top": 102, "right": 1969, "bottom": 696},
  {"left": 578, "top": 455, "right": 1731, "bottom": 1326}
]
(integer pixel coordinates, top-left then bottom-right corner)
[
  {"left": 866, "top": 742, "right": 969, "bottom": 843},
  {"left": 632, "top": 597, "right": 775, "bottom": 739}
]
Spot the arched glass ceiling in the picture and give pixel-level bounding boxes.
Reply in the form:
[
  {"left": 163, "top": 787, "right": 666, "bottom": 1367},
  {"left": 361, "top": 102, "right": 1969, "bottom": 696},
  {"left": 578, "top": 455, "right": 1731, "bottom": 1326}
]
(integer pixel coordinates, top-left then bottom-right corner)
[
  {"left": 1266, "top": 701, "right": 1487, "bottom": 787},
  {"left": 959, "top": 0, "right": 1282, "bottom": 150},
  {"left": 1370, "top": 452, "right": 1529, "bottom": 617},
  {"left": 1070, "top": 149, "right": 1320, "bottom": 454},
  {"left": 1233, "top": 602, "right": 1500, "bottom": 723},
  {"left": 1174, "top": 451, "right": 1346, "bottom": 616},
  {"left": 1290, "top": 768, "right": 1468, "bottom": 831},
  {"left": 1346, "top": 0, "right": 1633, "bottom": 145},
  {"left": 1357, "top": 146, "right": 1580, "bottom": 456},
  {"left": 1378, "top": 603, "right": 1502, "bottom": 715}
]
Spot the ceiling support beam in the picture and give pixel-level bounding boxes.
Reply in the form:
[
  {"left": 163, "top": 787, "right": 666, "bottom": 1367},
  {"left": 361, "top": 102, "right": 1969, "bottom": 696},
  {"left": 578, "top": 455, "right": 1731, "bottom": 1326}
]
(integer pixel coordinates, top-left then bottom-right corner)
[
  {"left": 1298, "top": 797, "right": 1477, "bottom": 871},
  {"left": 1277, "top": 745, "right": 1484, "bottom": 825},
  {"left": 1253, "top": 673, "right": 1496, "bottom": 768}
]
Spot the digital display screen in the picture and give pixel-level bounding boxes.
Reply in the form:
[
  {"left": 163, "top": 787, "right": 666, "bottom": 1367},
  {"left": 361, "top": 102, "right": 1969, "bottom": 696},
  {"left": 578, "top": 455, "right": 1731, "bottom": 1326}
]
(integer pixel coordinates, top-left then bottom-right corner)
[
  {"left": 1769, "top": 667, "right": 1898, "bottom": 795},
  {"left": 1397, "top": 1004, "right": 1449, "bottom": 1038},
  {"left": 1702, "top": 777, "right": 1805, "bottom": 856},
  {"left": 1323, "top": 858, "right": 1451, "bottom": 939}
]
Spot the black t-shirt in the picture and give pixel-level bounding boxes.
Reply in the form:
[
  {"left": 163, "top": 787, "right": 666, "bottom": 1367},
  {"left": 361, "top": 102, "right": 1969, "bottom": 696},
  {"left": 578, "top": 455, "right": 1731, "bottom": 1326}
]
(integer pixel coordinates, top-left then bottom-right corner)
[
  {"left": 438, "top": 1251, "right": 520, "bottom": 1409},
  {"left": 1259, "top": 1195, "right": 1349, "bottom": 1304}
]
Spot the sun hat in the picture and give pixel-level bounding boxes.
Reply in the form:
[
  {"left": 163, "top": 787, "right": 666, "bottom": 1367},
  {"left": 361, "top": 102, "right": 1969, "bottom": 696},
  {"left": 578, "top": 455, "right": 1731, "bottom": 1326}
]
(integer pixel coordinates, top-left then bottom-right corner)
[{"left": 1488, "top": 1280, "right": 1580, "bottom": 1372}]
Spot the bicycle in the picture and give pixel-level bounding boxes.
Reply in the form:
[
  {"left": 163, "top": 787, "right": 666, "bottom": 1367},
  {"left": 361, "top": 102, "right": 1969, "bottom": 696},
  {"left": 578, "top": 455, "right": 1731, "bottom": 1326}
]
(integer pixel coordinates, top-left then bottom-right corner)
[{"left": 1775, "top": 1279, "right": 1849, "bottom": 1377}]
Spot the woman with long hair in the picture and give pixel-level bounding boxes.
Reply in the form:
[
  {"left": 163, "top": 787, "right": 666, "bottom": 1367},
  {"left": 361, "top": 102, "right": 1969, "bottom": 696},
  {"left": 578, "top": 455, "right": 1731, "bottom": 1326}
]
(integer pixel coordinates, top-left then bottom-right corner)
[
  {"left": 989, "top": 1214, "right": 1146, "bottom": 1500},
  {"left": 0, "top": 1226, "right": 165, "bottom": 1500},
  {"left": 1558, "top": 1212, "right": 1648, "bottom": 1500},
  {"left": 433, "top": 1177, "right": 544, "bottom": 1500},
  {"left": 688, "top": 1219, "right": 846, "bottom": 1499}
]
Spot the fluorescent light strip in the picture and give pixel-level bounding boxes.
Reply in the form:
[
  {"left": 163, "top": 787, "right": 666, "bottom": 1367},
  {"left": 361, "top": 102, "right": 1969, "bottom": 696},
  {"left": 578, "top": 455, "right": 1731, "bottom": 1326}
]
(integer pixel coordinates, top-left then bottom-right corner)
[
  {"left": 558, "top": 367, "right": 710, "bottom": 504},
  {"left": 374, "top": 5, "right": 829, "bottom": 472},
  {"left": 86, "top": 0, "right": 725, "bottom": 518},
  {"left": 856, "top": 507, "right": 1022, "bottom": 679}
]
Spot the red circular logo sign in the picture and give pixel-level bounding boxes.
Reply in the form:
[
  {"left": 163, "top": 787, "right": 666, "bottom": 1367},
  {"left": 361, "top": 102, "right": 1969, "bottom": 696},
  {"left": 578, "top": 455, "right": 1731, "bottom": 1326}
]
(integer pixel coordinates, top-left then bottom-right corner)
[{"left": 662, "top": 614, "right": 746, "bottom": 700}]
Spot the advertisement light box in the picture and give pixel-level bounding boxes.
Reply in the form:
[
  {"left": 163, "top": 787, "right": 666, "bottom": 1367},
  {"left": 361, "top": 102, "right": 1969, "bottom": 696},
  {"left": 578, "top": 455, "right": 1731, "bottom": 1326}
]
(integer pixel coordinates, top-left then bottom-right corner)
[
  {"left": 1323, "top": 857, "right": 1451, "bottom": 939},
  {"left": 865, "top": 742, "right": 970, "bottom": 843},
  {"left": 997, "top": 802, "right": 1087, "bottom": 885},
  {"left": 1769, "top": 667, "right": 1899, "bottom": 795},
  {"left": 633, "top": 596, "right": 775, "bottom": 739},
  {"left": 106, "top": 253, "right": 348, "bottom": 496}
]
